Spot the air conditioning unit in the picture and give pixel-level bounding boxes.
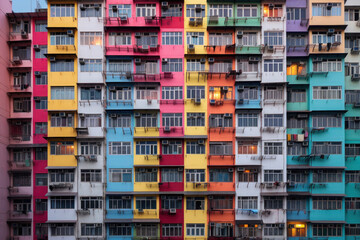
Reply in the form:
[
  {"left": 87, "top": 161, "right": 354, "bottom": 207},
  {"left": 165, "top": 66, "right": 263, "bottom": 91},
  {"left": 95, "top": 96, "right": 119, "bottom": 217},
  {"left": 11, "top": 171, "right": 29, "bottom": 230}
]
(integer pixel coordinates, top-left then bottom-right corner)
[
  {"left": 67, "top": 30, "right": 74, "bottom": 36},
  {"left": 228, "top": 168, "right": 233, "bottom": 172},
  {"left": 200, "top": 58, "right": 206, "bottom": 63},
  {"left": 237, "top": 86, "right": 245, "bottom": 91},
  {"left": 224, "top": 113, "right": 231, "bottom": 118},
  {"left": 89, "top": 155, "right": 97, "bottom": 161},
  {"left": 169, "top": 208, "right": 176, "bottom": 214},
  {"left": 352, "top": 47, "right": 360, "bottom": 53},
  {"left": 267, "top": 45, "right": 274, "bottom": 51},
  {"left": 94, "top": 4, "right": 100, "bottom": 10},
  {"left": 33, "top": 45, "right": 40, "bottom": 51},
  {"left": 195, "top": 5, "right": 202, "bottom": 12},
  {"left": 297, "top": 114, "right": 308, "bottom": 119},
  {"left": 59, "top": 112, "right": 66, "bottom": 117},
  {"left": 161, "top": 2, "right": 168, "bottom": 8},
  {"left": 13, "top": 56, "right": 21, "bottom": 63},
  {"left": 9, "top": 19, "right": 16, "bottom": 24},
  {"left": 152, "top": 168, "right": 158, "bottom": 172},
  {"left": 352, "top": 73, "right": 360, "bottom": 81},
  {"left": 198, "top": 139, "right": 205, "bottom": 145},
  {"left": 135, "top": 32, "right": 141, "bottom": 38},
  {"left": 210, "top": 99, "right": 216, "bottom": 105},
  {"left": 355, "top": 117, "right": 360, "bottom": 121},
  {"left": 237, "top": 167, "right": 245, "bottom": 172},
  {"left": 313, "top": 58, "right": 323, "bottom": 62},
  {"left": 109, "top": 86, "right": 116, "bottom": 91},
  {"left": 135, "top": 58, "right": 141, "bottom": 64},
  {"left": 287, "top": 142, "right": 294, "bottom": 146},
  {"left": 327, "top": 29, "right": 335, "bottom": 35},
  {"left": 194, "top": 98, "right": 201, "bottom": 104},
  {"left": 142, "top": 45, "right": 149, "bottom": 50},
  {"left": 208, "top": 58, "right": 215, "bottom": 63},
  {"left": 188, "top": 44, "right": 195, "bottom": 50},
  {"left": 138, "top": 209, "right": 144, "bottom": 213},
  {"left": 162, "top": 140, "right": 169, "bottom": 145},
  {"left": 266, "top": 183, "right": 274, "bottom": 188},
  {"left": 237, "top": 31, "right": 243, "bottom": 38},
  {"left": 120, "top": 15, "right": 128, "bottom": 21},
  {"left": 13, "top": 72, "right": 20, "bottom": 77},
  {"left": 79, "top": 58, "right": 85, "bottom": 65},
  {"left": 95, "top": 85, "right": 101, "bottom": 90},
  {"left": 249, "top": 57, "right": 260, "bottom": 62},
  {"left": 49, "top": 57, "right": 56, "bottom": 62},
  {"left": 80, "top": 4, "right": 87, "bottom": 10},
  {"left": 34, "top": 97, "right": 41, "bottom": 102},
  {"left": 162, "top": 58, "right": 168, "bottom": 64},
  {"left": 21, "top": 30, "right": 28, "bottom": 37},
  {"left": 112, "top": 5, "right": 118, "bottom": 12},
  {"left": 79, "top": 113, "right": 85, "bottom": 118},
  {"left": 238, "top": 99, "right": 244, "bottom": 104},
  {"left": 279, "top": 223, "right": 285, "bottom": 229},
  {"left": 164, "top": 126, "right": 171, "bottom": 132},
  {"left": 34, "top": 71, "right": 41, "bottom": 76},
  {"left": 134, "top": 112, "right": 141, "bottom": 118},
  {"left": 110, "top": 114, "right": 117, "bottom": 118},
  {"left": 178, "top": 168, "right": 183, "bottom": 172},
  {"left": 302, "top": 141, "right": 309, "bottom": 147}
]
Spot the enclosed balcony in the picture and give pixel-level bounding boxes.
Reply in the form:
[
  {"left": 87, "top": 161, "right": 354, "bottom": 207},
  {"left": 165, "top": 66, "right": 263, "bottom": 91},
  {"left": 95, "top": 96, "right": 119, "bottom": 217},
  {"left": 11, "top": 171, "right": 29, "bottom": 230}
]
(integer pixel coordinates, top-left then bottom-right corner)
[
  {"left": 8, "top": 148, "right": 32, "bottom": 170},
  {"left": 309, "top": 1, "right": 345, "bottom": 27},
  {"left": 209, "top": 86, "right": 235, "bottom": 106},
  {"left": 7, "top": 15, "right": 32, "bottom": 42},
  {"left": 134, "top": 86, "right": 160, "bottom": 110},
  {"left": 48, "top": 31, "right": 77, "bottom": 55},
  {"left": 9, "top": 45, "right": 32, "bottom": 70},
  {"left": 9, "top": 120, "right": 31, "bottom": 143},
  {"left": 9, "top": 72, "right": 32, "bottom": 93},
  {"left": 308, "top": 30, "right": 345, "bottom": 54},
  {"left": 48, "top": 3, "right": 77, "bottom": 28}
]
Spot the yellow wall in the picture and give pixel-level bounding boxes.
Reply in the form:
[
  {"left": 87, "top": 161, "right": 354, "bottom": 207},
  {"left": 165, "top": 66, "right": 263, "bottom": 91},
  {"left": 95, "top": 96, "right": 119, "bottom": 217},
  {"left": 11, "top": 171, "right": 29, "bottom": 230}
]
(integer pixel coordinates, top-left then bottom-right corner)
[
  {"left": 133, "top": 196, "right": 159, "bottom": 219},
  {"left": 309, "top": 0, "right": 345, "bottom": 26},
  {"left": 47, "top": 0, "right": 78, "bottom": 29},
  {"left": 184, "top": 197, "right": 208, "bottom": 238},
  {"left": 47, "top": 140, "right": 77, "bottom": 167}
]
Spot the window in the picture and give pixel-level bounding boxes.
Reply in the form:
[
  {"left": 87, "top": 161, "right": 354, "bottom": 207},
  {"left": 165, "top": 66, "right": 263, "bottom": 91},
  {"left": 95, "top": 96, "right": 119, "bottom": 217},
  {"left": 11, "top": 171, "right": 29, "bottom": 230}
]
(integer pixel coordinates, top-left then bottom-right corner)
[
  {"left": 345, "top": 90, "right": 360, "bottom": 104},
  {"left": 13, "top": 223, "right": 31, "bottom": 236},
  {"left": 109, "top": 196, "right": 131, "bottom": 209},
  {"left": 209, "top": 114, "right": 233, "bottom": 128},
  {"left": 109, "top": 169, "right": 132, "bottom": 182},
  {"left": 209, "top": 169, "right": 233, "bottom": 182},
  {"left": 186, "top": 224, "right": 205, "bottom": 236},
  {"left": 136, "top": 86, "right": 158, "bottom": 100},
  {"left": 80, "top": 32, "right": 102, "bottom": 45},
  {"left": 50, "top": 196, "right": 75, "bottom": 209},
  {"left": 80, "top": 4, "right": 102, "bottom": 17},
  {"left": 162, "top": 32, "right": 182, "bottom": 45},
  {"left": 136, "top": 141, "right": 157, "bottom": 155},
  {"left": 238, "top": 141, "right": 258, "bottom": 155},
  {"left": 13, "top": 97, "right": 31, "bottom": 112},
  {"left": 35, "top": 20, "right": 47, "bottom": 32},
  {"left": 264, "top": 196, "right": 283, "bottom": 209},
  {"left": 264, "top": 114, "right": 283, "bottom": 127},
  {"left": 346, "top": 117, "right": 360, "bottom": 129},
  {"left": 163, "top": 113, "right": 183, "bottom": 127},
  {"left": 135, "top": 168, "right": 157, "bottom": 182},
  {"left": 80, "top": 114, "right": 102, "bottom": 127},
  {"left": 238, "top": 86, "right": 259, "bottom": 100},
  {"left": 135, "top": 33, "right": 158, "bottom": 47},
  {"left": 136, "top": 196, "right": 156, "bottom": 209},
  {"left": 287, "top": 89, "right": 306, "bottom": 102},
  {"left": 51, "top": 223, "right": 75, "bottom": 236},
  {"left": 49, "top": 169, "right": 74, "bottom": 183},
  {"left": 287, "top": 116, "right": 308, "bottom": 129},
  {"left": 162, "top": 224, "right": 182, "bottom": 237},
  {"left": 50, "top": 141, "right": 74, "bottom": 155},
  {"left": 237, "top": 113, "right": 258, "bottom": 127},
  {"left": 263, "top": 4, "right": 283, "bottom": 18},
  {"left": 108, "top": 60, "right": 132, "bottom": 73},
  {"left": 345, "top": 9, "right": 360, "bottom": 21},
  {"left": 80, "top": 142, "right": 101, "bottom": 155},
  {"left": 313, "top": 197, "right": 342, "bottom": 210},
  {"left": 209, "top": 4, "right": 233, "bottom": 17},
  {"left": 209, "top": 223, "right": 233, "bottom": 237},
  {"left": 136, "top": 224, "right": 157, "bottom": 238},
  {"left": 239, "top": 224, "right": 259, "bottom": 238},
  {"left": 345, "top": 224, "right": 360, "bottom": 236},
  {"left": 346, "top": 144, "right": 360, "bottom": 157},
  {"left": 209, "top": 196, "right": 233, "bottom": 210},
  {"left": 186, "top": 141, "right": 205, "bottom": 154},
  {"left": 35, "top": 46, "right": 47, "bottom": 59},
  {"left": 80, "top": 59, "right": 102, "bottom": 72},
  {"left": 287, "top": 34, "right": 307, "bottom": 47},
  {"left": 13, "top": 199, "right": 31, "bottom": 212},
  {"left": 35, "top": 72, "right": 47, "bottom": 85},
  {"left": 186, "top": 5, "right": 205, "bottom": 17},
  {"left": 186, "top": 197, "right": 205, "bottom": 210},
  {"left": 80, "top": 197, "right": 103, "bottom": 209},
  {"left": 187, "top": 113, "right": 205, "bottom": 127},
  {"left": 162, "top": 4, "right": 182, "bottom": 17},
  {"left": 264, "top": 86, "right": 284, "bottom": 100},
  {"left": 346, "top": 198, "right": 360, "bottom": 210},
  {"left": 162, "top": 195, "right": 182, "bottom": 209},
  {"left": 238, "top": 59, "right": 259, "bottom": 73},
  {"left": 162, "top": 86, "right": 183, "bottom": 100},
  {"left": 264, "top": 170, "right": 283, "bottom": 182},
  {"left": 136, "top": 4, "right": 156, "bottom": 17},
  {"left": 287, "top": 143, "right": 308, "bottom": 156},
  {"left": 187, "top": 86, "right": 205, "bottom": 99},
  {"left": 81, "top": 223, "right": 102, "bottom": 236},
  {"left": 135, "top": 113, "right": 157, "bottom": 127},
  {"left": 238, "top": 32, "right": 257, "bottom": 46},
  {"left": 313, "top": 170, "right": 342, "bottom": 183},
  {"left": 81, "top": 169, "right": 102, "bottom": 182},
  {"left": 312, "top": 142, "right": 342, "bottom": 155},
  {"left": 162, "top": 141, "right": 182, "bottom": 155},
  {"left": 186, "top": 32, "right": 204, "bottom": 45},
  {"left": 209, "top": 33, "right": 232, "bottom": 46},
  {"left": 50, "top": 4, "right": 75, "bottom": 17},
  {"left": 313, "top": 86, "right": 342, "bottom": 100},
  {"left": 287, "top": 198, "right": 306, "bottom": 211},
  {"left": 313, "top": 115, "right": 341, "bottom": 128},
  {"left": 237, "top": 4, "right": 257, "bottom": 17},
  {"left": 35, "top": 148, "right": 47, "bottom": 160},
  {"left": 264, "top": 224, "right": 284, "bottom": 236},
  {"left": 238, "top": 196, "right": 257, "bottom": 209},
  {"left": 13, "top": 149, "right": 31, "bottom": 164},
  {"left": 50, "top": 32, "right": 74, "bottom": 45},
  {"left": 13, "top": 46, "right": 30, "bottom": 60},
  {"left": 108, "top": 32, "right": 131, "bottom": 45},
  {"left": 209, "top": 86, "right": 233, "bottom": 101},
  {"left": 162, "top": 58, "right": 182, "bottom": 72},
  {"left": 50, "top": 113, "right": 74, "bottom": 127},
  {"left": 109, "top": 87, "right": 132, "bottom": 101},
  {"left": 209, "top": 61, "right": 233, "bottom": 73},
  {"left": 264, "top": 32, "right": 283, "bottom": 46},
  {"left": 313, "top": 59, "right": 342, "bottom": 72},
  {"left": 209, "top": 142, "right": 233, "bottom": 155},
  {"left": 264, "top": 142, "right": 283, "bottom": 155},
  {"left": 50, "top": 60, "right": 74, "bottom": 72},
  {"left": 109, "top": 114, "right": 131, "bottom": 128},
  {"left": 35, "top": 199, "right": 47, "bottom": 211},
  {"left": 264, "top": 59, "right": 283, "bottom": 72},
  {"left": 11, "top": 20, "right": 30, "bottom": 33},
  {"left": 35, "top": 97, "right": 47, "bottom": 110},
  {"left": 35, "top": 123, "right": 47, "bottom": 134},
  {"left": 238, "top": 169, "right": 258, "bottom": 182},
  {"left": 186, "top": 169, "right": 205, "bottom": 182},
  {"left": 80, "top": 87, "right": 101, "bottom": 101},
  {"left": 161, "top": 168, "right": 183, "bottom": 182},
  {"left": 287, "top": 8, "right": 306, "bottom": 20},
  {"left": 13, "top": 72, "right": 31, "bottom": 88},
  {"left": 135, "top": 61, "right": 159, "bottom": 74},
  {"left": 109, "top": 224, "right": 132, "bottom": 236},
  {"left": 312, "top": 3, "right": 341, "bottom": 16},
  {"left": 109, "top": 4, "right": 131, "bottom": 18},
  {"left": 345, "top": 36, "right": 360, "bottom": 49}
]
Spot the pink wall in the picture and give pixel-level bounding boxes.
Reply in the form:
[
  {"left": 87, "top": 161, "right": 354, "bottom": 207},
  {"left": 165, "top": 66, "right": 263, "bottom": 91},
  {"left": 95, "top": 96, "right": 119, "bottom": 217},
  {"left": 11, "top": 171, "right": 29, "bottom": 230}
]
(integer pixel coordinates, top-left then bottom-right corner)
[{"left": 0, "top": 1, "right": 13, "bottom": 238}]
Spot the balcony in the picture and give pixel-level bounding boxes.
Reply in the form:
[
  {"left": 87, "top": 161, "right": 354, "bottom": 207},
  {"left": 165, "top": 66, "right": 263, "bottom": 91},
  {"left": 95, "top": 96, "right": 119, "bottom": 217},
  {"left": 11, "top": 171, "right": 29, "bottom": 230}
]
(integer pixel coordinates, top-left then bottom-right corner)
[
  {"left": 207, "top": 16, "right": 261, "bottom": 27},
  {"left": 205, "top": 44, "right": 236, "bottom": 55},
  {"left": 235, "top": 45, "right": 262, "bottom": 55},
  {"left": 308, "top": 42, "right": 344, "bottom": 54},
  {"left": 8, "top": 159, "right": 32, "bottom": 170},
  {"left": 48, "top": 100, "right": 77, "bottom": 111},
  {"left": 8, "top": 210, "right": 33, "bottom": 221},
  {"left": 48, "top": 16, "right": 77, "bottom": 29},
  {"left": 10, "top": 122, "right": 32, "bottom": 143},
  {"left": 8, "top": 56, "right": 32, "bottom": 70},
  {"left": 104, "top": 15, "right": 174, "bottom": 28},
  {"left": 8, "top": 31, "right": 32, "bottom": 42},
  {"left": 134, "top": 154, "right": 160, "bottom": 166},
  {"left": 48, "top": 44, "right": 77, "bottom": 55},
  {"left": 287, "top": 45, "right": 309, "bottom": 57}
]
